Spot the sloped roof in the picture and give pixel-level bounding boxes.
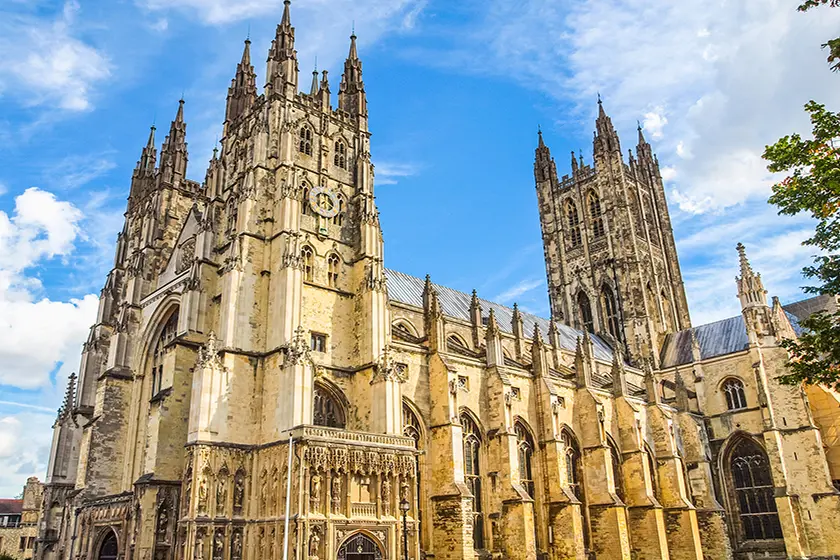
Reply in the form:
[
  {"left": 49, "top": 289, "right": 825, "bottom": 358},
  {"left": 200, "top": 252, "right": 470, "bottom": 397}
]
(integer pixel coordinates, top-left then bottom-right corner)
[
  {"left": 783, "top": 294, "right": 837, "bottom": 322},
  {"left": 385, "top": 269, "right": 615, "bottom": 362},
  {"left": 660, "top": 312, "right": 803, "bottom": 368},
  {"left": 0, "top": 499, "right": 22, "bottom": 515}
]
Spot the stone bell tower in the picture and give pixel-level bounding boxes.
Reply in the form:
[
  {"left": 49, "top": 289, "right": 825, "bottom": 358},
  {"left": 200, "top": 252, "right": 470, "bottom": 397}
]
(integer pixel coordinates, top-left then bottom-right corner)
[{"left": 535, "top": 100, "right": 691, "bottom": 366}]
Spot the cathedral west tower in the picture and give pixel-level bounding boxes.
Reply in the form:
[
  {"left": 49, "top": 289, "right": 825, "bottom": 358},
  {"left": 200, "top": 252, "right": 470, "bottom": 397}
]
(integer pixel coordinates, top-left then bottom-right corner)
[{"left": 535, "top": 100, "right": 691, "bottom": 367}]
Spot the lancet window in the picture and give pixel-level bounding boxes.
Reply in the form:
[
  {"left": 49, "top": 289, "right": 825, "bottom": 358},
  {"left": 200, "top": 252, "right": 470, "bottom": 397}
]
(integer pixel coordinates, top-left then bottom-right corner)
[
  {"left": 578, "top": 291, "right": 594, "bottom": 333},
  {"left": 334, "top": 140, "right": 347, "bottom": 169},
  {"left": 561, "top": 430, "right": 582, "bottom": 500},
  {"left": 601, "top": 286, "right": 621, "bottom": 341},
  {"left": 333, "top": 195, "right": 345, "bottom": 226},
  {"left": 588, "top": 190, "right": 605, "bottom": 239},
  {"left": 150, "top": 310, "right": 179, "bottom": 398},
  {"left": 723, "top": 378, "right": 748, "bottom": 411},
  {"left": 313, "top": 385, "right": 346, "bottom": 429},
  {"left": 327, "top": 254, "right": 340, "bottom": 288},
  {"left": 299, "top": 126, "right": 313, "bottom": 156},
  {"left": 461, "top": 412, "right": 484, "bottom": 550},
  {"left": 728, "top": 438, "right": 783, "bottom": 541},
  {"left": 566, "top": 201, "right": 582, "bottom": 248},
  {"left": 516, "top": 422, "right": 535, "bottom": 498},
  {"left": 609, "top": 441, "right": 625, "bottom": 502},
  {"left": 302, "top": 246, "right": 314, "bottom": 282}
]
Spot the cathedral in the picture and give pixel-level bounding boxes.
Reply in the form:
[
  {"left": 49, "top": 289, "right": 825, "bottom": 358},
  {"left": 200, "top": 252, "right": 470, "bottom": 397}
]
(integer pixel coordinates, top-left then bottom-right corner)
[{"left": 36, "top": 3, "right": 840, "bottom": 560}]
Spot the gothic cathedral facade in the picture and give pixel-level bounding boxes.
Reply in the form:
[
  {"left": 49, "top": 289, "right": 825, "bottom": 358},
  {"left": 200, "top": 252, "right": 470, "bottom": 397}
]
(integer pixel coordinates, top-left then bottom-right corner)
[{"left": 37, "top": 4, "right": 840, "bottom": 560}]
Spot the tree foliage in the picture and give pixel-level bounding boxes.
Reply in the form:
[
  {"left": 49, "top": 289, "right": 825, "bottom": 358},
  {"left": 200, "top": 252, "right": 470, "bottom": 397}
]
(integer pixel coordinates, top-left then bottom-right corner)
[
  {"left": 798, "top": 0, "right": 840, "bottom": 71},
  {"left": 764, "top": 102, "right": 840, "bottom": 389}
]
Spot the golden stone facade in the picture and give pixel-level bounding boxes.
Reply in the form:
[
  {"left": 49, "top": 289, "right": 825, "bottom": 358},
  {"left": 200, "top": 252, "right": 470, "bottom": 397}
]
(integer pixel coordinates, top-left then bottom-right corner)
[{"left": 36, "top": 4, "right": 840, "bottom": 560}]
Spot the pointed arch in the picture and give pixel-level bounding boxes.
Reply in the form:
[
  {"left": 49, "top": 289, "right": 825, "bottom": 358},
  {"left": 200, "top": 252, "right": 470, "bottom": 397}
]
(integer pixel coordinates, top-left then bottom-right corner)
[
  {"left": 299, "top": 125, "right": 314, "bottom": 156},
  {"left": 560, "top": 428, "right": 582, "bottom": 500},
  {"left": 721, "top": 433, "right": 783, "bottom": 542},
  {"left": 302, "top": 181, "right": 313, "bottom": 216},
  {"left": 460, "top": 409, "right": 484, "bottom": 549},
  {"left": 577, "top": 291, "right": 594, "bottom": 333},
  {"left": 566, "top": 200, "right": 582, "bottom": 248},
  {"left": 336, "top": 531, "right": 384, "bottom": 560},
  {"left": 644, "top": 442, "right": 660, "bottom": 502},
  {"left": 402, "top": 398, "right": 425, "bottom": 448},
  {"left": 514, "top": 419, "right": 536, "bottom": 498},
  {"left": 301, "top": 245, "right": 314, "bottom": 282},
  {"left": 587, "top": 190, "right": 605, "bottom": 239},
  {"left": 95, "top": 528, "right": 119, "bottom": 560},
  {"left": 333, "top": 193, "right": 346, "bottom": 226},
  {"left": 446, "top": 333, "right": 471, "bottom": 352},
  {"left": 721, "top": 377, "right": 748, "bottom": 411},
  {"left": 600, "top": 285, "right": 621, "bottom": 341},
  {"left": 334, "top": 139, "right": 348, "bottom": 170},
  {"left": 313, "top": 379, "right": 347, "bottom": 429},
  {"left": 148, "top": 305, "right": 180, "bottom": 398},
  {"left": 392, "top": 319, "right": 420, "bottom": 339},
  {"left": 327, "top": 252, "right": 341, "bottom": 288},
  {"left": 606, "top": 435, "right": 625, "bottom": 502}
]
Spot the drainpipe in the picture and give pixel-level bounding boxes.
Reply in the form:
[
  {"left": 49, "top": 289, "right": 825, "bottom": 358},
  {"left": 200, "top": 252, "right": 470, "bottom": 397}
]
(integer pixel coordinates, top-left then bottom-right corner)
[
  {"left": 69, "top": 508, "right": 80, "bottom": 560},
  {"left": 282, "top": 436, "right": 295, "bottom": 560}
]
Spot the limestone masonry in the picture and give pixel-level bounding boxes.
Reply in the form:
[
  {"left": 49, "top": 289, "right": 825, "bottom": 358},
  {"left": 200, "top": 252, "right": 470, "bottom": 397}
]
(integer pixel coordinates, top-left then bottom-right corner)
[{"left": 35, "top": 3, "right": 840, "bottom": 560}]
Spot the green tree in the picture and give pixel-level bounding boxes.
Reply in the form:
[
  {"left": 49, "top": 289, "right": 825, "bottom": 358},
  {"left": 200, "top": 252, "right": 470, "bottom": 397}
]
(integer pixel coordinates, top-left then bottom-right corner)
[
  {"left": 798, "top": 0, "right": 840, "bottom": 70},
  {"left": 764, "top": 101, "right": 840, "bottom": 388}
]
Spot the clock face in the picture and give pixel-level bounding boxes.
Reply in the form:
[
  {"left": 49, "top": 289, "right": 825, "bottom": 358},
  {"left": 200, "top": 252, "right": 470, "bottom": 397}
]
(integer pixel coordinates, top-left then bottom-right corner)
[{"left": 308, "top": 185, "right": 340, "bottom": 218}]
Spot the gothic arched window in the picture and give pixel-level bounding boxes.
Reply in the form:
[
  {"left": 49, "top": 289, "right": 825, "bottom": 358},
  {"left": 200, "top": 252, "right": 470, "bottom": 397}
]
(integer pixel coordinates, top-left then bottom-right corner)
[
  {"left": 588, "top": 191, "right": 605, "bottom": 239},
  {"left": 302, "top": 183, "right": 313, "bottom": 216},
  {"left": 97, "top": 531, "right": 118, "bottom": 560},
  {"left": 333, "top": 195, "right": 345, "bottom": 227},
  {"left": 661, "top": 291, "right": 675, "bottom": 333},
  {"left": 403, "top": 402, "right": 424, "bottom": 545},
  {"left": 566, "top": 201, "right": 582, "bottom": 248},
  {"left": 461, "top": 412, "right": 484, "bottom": 550},
  {"left": 313, "top": 384, "right": 346, "bottom": 429},
  {"left": 577, "top": 291, "right": 594, "bottom": 333},
  {"left": 334, "top": 140, "right": 347, "bottom": 170},
  {"left": 645, "top": 444, "right": 660, "bottom": 501},
  {"left": 516, "top": 422, "right": 535, "bottom": 498},
  {"left": 609, "top": 440, "right": 625, "bottom": 502},
  {"left": 327, "top": 254, "right": 340, "bottom": 288},
  {"left": 645, "top": 194, "right": 659, "bottom": 245},
  {"left": 150, "top": 309, "right": 179, "bottom": 398},
  {"left": 727, "top": 438, "right": 783, "bottom": 541},
  {"left": 299, "top": 126, "right": 313, "bottom": 156},
  {"left": 723, "top": 378, "right": 748, "bottom": 411},
  {"left": 226, "top": 197, "right": 238, "bottom": 236},
  {"left": 561, "top": 430, "right": 582, "bottom": 500},
  {"left": 601, "top": 286, "right": 621, "bottom": 341},
  {"left": 302, "top": 246, "right": 314, "bottom": 283}
]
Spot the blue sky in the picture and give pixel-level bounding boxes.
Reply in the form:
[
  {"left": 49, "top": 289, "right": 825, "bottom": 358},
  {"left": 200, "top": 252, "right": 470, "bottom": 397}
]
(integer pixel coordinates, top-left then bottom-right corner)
[{"left": 0, "top": 0, "right": 837, "bottom": 496}]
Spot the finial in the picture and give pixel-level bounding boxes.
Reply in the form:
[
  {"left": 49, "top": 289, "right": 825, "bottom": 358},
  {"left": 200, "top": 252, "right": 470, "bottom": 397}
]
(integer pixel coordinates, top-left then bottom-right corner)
[
  {"left": 597, "top": 92, "right": 602, "bottom": 104},
  {"left": 637, "top": 120, "right": 642, "bottom": 131},
  {"left": 246, "top": 23, "right": 251, "bottom": 41},
  {"left": 352, "top": 20, "right": 356, "bottom": 37}
]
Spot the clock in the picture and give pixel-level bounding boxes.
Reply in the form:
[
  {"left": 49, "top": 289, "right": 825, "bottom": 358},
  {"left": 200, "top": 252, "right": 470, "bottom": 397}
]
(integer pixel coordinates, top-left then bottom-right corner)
[{"left": 308, "top": 185, "right": 340, "bottom": 218}]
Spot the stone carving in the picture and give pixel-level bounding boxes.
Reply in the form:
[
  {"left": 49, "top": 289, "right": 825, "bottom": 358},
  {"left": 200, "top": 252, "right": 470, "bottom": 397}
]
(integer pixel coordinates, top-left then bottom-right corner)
[
  {"left": 216, "top": 472, "right": 227, "bottom": 515},
  {"left": 381, "top": 477, "right": 391, "bottom": 516},
  {"left": 371, "top": 346, "right": 407, "bottom": 385},
  {"left": 308, "top": 526, "right": 321, "bottom": 560},
  {"left": 156, "top": 503, "right": 169, "bottom": 541},
  {"left": 176, "top": 238, "right": 196, "bottom": 274},
  {"left": 284, "top": 326, "right": 311, "bottom": 368},
  {"left": 231, "top": 529, "right": 243, "bottom": 560},
  {"left": 332, "top": 474, "right": 342, "bottom": 514},
  {"left": 197, "top": 332, "right": 223, "bottom": 371},
  {"left": 400, "top": 479, "right": 410, "bottom": 503},
  {"left": 194, "top": 529, "right": 205, "bottom": 560},
  {"left": 213, "top": 529, "right": 224, "bottom": 560},
  {"left": 233, "top": 470, "right": 245, "bottom": 516},
  {"left": 310, "top": 471, "right": 322, "bottom": 511},
  {"left": 197, "top": 474, "right": 209, "bottom": 516}
]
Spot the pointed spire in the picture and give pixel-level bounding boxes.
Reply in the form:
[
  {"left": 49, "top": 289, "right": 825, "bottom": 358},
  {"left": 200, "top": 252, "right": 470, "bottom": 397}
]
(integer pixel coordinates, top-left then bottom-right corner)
[
  {"left": 56, "top": 372, "right": 77, "bottom": 424},
  {"left": 612, "top": 348, "right": 628, "bottom": 397},
  {"left": 159, "top": 99, "right": 188, "bottom": 186},
  {"left": 267, "top": 0, "right": 298, "bottom": 92},
  {"left": 594, "top": 96, "right": 621, "bottom": 156},
  {"left": 320, "top": 70, "right": 330, "bottom": 93},
  {"left": 310, "top": 66, "right": 319, "bottom": 96},
  {"left": 537, "top": 126, "right": 545, "bottom": 148},
  {"left": 339, "top": 33, "right": 367, "bottom": 117},
  {"left": 470, "top": 290, "right": 482, "bottom": 324},
  {"left": 486, "top": 308, "right": 500, "bottom": 337},
  {"left": 736, "top": 243, "right": 767, "bottom": 310},
  {"left": 226, "top": 39, "right": 257, "bottom": 123},
  {"left": 136, "top": 125, "right": 157, "bottom": 176},
  {"left": 534, "top": 130, "right": 555, "bottom": 183},
  {"left": 571, "top": 150, "right": 578, "bottom": 173},
  {"left": 637, "top": 120, "right": 647, "bottom": 146},
  {"left": 532, "top": 324, "right": 544, "bottom": 348}
]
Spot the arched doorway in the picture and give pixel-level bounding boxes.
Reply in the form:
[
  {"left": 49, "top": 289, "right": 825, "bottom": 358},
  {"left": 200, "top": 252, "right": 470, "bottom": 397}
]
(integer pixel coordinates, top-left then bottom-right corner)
[
  {"left": 337, "top": 533, "right": 382, "bottom": 560},
  {"left": 97, "top": 531, "right": 118, "bottom": 560}
]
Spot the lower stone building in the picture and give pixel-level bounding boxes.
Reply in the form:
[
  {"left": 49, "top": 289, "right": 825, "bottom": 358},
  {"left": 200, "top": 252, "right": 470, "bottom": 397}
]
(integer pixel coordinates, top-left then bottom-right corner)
[
  {"left": 0, "top": 478, "right": 43, "bottom": 560},
  {"left": 33, "top": 3, "right": 840, "bottom": 560}
]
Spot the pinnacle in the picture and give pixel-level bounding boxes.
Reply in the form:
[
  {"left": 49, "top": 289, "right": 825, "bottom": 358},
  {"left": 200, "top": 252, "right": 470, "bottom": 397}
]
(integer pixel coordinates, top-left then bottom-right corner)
[
  {"left": 736, "top": 242, "right": 753, "bottom": 276},
  {"left": 281, "top": 0, "right": 291, "bottom": 27}
]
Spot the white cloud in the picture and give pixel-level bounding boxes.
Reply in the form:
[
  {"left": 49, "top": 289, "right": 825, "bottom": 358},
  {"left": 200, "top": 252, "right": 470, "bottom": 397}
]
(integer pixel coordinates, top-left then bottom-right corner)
[
  {"left": 0, "top": 188, "right": 99, "bottom": 389},
  {"left": 0, "top": 412, "right": 55, "bottom": 497},
  {"left": 0, "top": 1, "right": 111, "bottom": 112},
  {"left": 375, "top": 162, "right": 419, "bottom": 185},
  {"left": 494, "top": 278, "right": 544, "bottom": 304},
  {"left": 642, "top": 107, "right": 667, "bottom": 139}
]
